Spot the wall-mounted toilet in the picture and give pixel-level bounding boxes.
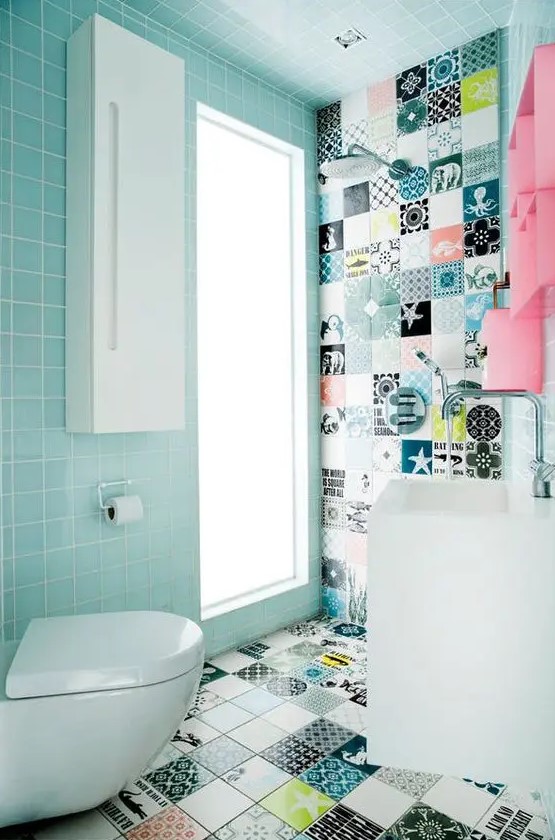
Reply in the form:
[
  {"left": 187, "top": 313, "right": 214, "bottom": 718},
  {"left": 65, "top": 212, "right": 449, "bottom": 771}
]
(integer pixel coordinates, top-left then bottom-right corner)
[{"left": 0, "top": 610, "right": 204, "bottom": 828}]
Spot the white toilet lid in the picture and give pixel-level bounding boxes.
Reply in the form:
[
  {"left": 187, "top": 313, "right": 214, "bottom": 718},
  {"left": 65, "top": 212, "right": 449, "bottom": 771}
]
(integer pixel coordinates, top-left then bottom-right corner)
[{"left": 6, "top": 611, "right": 204, "bottom": 699}]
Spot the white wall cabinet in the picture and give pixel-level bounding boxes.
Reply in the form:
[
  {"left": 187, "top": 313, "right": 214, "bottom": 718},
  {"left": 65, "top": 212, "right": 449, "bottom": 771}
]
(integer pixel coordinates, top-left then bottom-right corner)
[{"left": 66, "top": 15, "right": 185, "bottom": 433}]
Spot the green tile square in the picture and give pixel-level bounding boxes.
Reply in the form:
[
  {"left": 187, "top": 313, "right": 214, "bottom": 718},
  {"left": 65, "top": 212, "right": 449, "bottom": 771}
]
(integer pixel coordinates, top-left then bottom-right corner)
[
  {"left": 261, "top": 779, "right": 334, "bottom": 832},
  {"left": 461, "top": 68, "right": 498, "bottom": 114}
]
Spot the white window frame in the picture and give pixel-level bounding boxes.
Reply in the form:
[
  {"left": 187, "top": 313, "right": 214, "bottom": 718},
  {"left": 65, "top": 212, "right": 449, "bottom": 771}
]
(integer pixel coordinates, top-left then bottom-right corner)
[{"left": 197, "top": 104, "right": 309, "bottom": 621}]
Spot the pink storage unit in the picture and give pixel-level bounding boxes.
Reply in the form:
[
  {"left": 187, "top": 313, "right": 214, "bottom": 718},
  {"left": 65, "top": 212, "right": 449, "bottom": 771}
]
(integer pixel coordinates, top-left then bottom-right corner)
[
  {"left": 481, "top": 308, "right": 543, "bottom": 393},
  {"left": 509, "top": 43, "right": 555, "bottom": 318}
]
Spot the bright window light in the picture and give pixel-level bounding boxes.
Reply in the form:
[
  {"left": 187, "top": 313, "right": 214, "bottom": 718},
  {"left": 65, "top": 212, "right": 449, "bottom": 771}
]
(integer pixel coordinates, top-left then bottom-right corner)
[{"left": 197, "top": 105, "right": 308, "bottom": 619}]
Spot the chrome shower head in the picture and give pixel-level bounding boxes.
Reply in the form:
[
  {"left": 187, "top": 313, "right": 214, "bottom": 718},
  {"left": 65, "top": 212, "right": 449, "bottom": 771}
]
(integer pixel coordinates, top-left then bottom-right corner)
[
  {"left": 318, "top": 143, "right": 410, "bottom": 184},
  {"left": 412, "top": 348, "right": 443, "bottom": 377}
]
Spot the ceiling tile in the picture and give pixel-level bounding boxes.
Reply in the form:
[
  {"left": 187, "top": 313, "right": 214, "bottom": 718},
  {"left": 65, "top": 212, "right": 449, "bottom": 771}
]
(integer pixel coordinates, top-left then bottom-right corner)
[{"left": 138, "top": 0, "right": 515, "bottom": 105}]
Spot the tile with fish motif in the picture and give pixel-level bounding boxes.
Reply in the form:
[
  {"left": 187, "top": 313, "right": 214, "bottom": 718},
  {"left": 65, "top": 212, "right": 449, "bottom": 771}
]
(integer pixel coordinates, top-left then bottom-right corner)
[
  {"left": 431, "top": 225, "right": 463, "bottom": 264},
  {"left": 464, "top": 254, "right": 500, "bottom": 292}
]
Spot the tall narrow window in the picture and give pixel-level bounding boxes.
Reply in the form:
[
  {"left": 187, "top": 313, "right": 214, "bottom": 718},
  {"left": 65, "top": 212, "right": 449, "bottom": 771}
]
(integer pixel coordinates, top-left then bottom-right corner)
[{"left": 197, "top": 105, "right": 308, "bottom": 619}]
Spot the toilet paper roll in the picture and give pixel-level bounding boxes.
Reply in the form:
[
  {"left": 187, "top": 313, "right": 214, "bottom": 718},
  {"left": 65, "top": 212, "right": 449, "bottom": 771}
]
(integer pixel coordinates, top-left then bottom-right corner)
[{"left": 104, "top": 495, "right": 143, "bottom": 526}]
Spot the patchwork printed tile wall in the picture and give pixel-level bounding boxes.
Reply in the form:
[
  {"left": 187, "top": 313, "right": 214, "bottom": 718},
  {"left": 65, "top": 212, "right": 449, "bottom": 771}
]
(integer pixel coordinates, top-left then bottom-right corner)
[
  {"left": 318, "top": 32, "right": 503, "bottom": 622},
  {"left": 0, "top": 0, "right": 320, "bottom": 647},
  {"left": 8, "top": 615, "right": 553, "bottom": 840}
]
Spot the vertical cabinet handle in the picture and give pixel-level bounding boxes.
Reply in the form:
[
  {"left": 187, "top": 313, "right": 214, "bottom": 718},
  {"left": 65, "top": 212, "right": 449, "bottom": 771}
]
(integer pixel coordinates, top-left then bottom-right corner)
[{"left": 108, "top": 101, "right": 119, "bottom": 351}]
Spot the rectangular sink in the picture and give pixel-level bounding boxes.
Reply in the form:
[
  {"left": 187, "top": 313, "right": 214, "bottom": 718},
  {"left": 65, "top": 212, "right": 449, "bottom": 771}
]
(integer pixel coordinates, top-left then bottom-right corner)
[
  {"left": 403, "top": 479, "right": 509, "bottom": 514},
  {"left": 367, "top": 478, "right": 555, "bottom": 789}
]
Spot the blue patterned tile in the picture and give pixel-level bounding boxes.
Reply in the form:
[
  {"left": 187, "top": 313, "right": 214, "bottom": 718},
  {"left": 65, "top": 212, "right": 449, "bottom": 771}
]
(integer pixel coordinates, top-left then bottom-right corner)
[
  {"left": 322, "top": 587, "right": 346, "bottom": 619},
  {"left": 428, "top": 49, "right": 461, "bottom": 91},
  {"left": 399, "top": 370, "right": 432, "bottom": 405},
  {"left": 299, "top": 757, "right": 366, "bottom": 800},
  {"left": 399, "top": 165, "right": 429, "bottom": 201},
  {"left": 320, "top": 252, "right": 344, "bottom": 285},
  {"left": 431, "top": 261, "right": 464, "bottom": 298}
]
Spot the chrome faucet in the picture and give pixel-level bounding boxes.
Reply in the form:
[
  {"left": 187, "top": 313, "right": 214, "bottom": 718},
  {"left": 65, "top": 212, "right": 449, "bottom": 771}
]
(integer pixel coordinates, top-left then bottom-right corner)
[{"left": 441, "top": 389, "right": 555, "bottom": 498}]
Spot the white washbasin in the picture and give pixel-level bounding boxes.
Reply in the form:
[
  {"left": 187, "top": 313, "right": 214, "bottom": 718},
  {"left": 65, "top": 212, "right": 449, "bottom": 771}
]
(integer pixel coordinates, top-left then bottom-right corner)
[
  {"left": 367, "top": 478, "right": 555, "bottom": 788},
  {"left": 402, "top": 479, "right": 509, "bottom": 514}
]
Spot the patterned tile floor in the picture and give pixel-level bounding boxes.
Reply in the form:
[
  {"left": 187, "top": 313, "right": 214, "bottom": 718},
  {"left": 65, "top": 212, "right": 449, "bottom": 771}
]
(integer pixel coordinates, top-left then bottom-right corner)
[{"left": 3, "top": 616, "right": 552, "bottom": 840}]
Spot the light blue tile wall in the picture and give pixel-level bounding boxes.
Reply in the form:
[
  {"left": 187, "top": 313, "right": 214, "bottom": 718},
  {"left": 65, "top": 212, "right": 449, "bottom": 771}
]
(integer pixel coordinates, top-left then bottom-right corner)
[{"left": 0, "top": 0, "right": 320, "bottom": 652}]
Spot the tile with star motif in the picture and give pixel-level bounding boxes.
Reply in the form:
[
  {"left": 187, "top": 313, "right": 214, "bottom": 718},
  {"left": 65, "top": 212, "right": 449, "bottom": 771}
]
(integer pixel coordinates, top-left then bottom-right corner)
[
  {"left": 261, "top": 779, "right": 335, "bottom": 832},
  {"left": 401, "top": 301, "right": 431, "bottom": 337},
  {"left": 401, "top": 439, "right": 433, "bottom": 476}
]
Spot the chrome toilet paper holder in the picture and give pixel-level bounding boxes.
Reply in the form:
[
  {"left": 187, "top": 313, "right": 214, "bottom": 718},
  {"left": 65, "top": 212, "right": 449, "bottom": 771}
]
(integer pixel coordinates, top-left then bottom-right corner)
[{"left": 97, "top": 479, "right": 132, "bottom": 512}]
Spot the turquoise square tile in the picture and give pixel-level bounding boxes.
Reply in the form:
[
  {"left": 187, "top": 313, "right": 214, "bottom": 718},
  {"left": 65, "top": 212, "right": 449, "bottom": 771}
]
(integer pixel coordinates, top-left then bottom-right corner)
[
  {"left": 14, "top": 553, "right": 44, "bottom": 587},
  {"left": 43, "top": 243, "right": 65, "bottom": 275},
  {"left": 44, "top": 458, "right": 70, "bottom": 490},
  {"left": 43, "top": 367, "right": 64, "bottom": 397},
  {"left": 14, "top": 491, "right": 43, "bottom": 525},
  {"left": 44, "top": 214, "right": 65, "bottom": 246},
  {"left": 45, "top": 489, "right": 72, "bottom": 520},
  {"left": 11, "top": 18, "right": 42, "bottom": 55},
  {"left": 14, "top": 460, "right": 43, "bottom": 493},
  {"left": 13, "top": 302, "right": 40, "bottom": 334},
  {"left": 13, "top": 238, "right": 41, "bottom": 272},
  {"left": 43, "top": 305, "right": 64, "bottom": 335},
  {"left": 44, "top": 63, "right": 65, "bottom": 98},
  {"left": 44, "top": 399, "right": 64, "bottom": 428},
  {"left": 13, "top": 398, "right": 42, "bottom": 429},
  {"left": 43, "top": 2, "right": 71, "bottom": 39},
  {"left": 44, "top": 429, "right": 71, "bottom": 459},
  {"left": 75, "top": 543, "right": 101, "bottom": 575},
  {"left": 43, "top": 92, "right": 65, "bottom": 127},
  {"left": 43, "top": 33, "right": 66, "bottom": 67},
  {"left": 14, "top": 583, "right": 45, "bottom": 620},
  {"left": 11, "top": 1, "right": 42, "bottom": 26},
  {"left": 44, "top": 154, "right": 65, "bottom": 187},
  {"left": 13, "top": 112, "right": 42, "bottom": 148},
  {"left": 13, "top": 367, "right": 41, "bottom": 397},
  {"left": 13, "top": 144, "right": 42, "bottom": 181},
  {"left": 45, "top": 547, "right": 74, "bottom": 581},
  {"left": 44, "top": 124, "right": 65, "bottom": 156},
  {"left": 76, "top": 572, "right": 101, "bottom": 603},
  {"left": 12, "top": 271, "right": 41, "bottom": 304},
  {"left": 13, "top": 206, "right": 42, "bottom": 240},
  {"left": 13, "top": 80, "right": 42, "bottom": 120},
  {"left": 43, "top": 337, "right": 64, "bottom": 366},
  {"left": 13, "top": 175, "right": 42, "bottom": 210},
  {"left": 13, "top": 335, "right": 41, "bottom": 365},
  {"left": 43, "top": 275, "right": 65, "bottom": 306},
  {"left": 47, "top": 577, "right": 74, "bottom": 611},
  {"left": 14, "top": 522, "right": 45, "bottom": 557},
  {"left": 45, "top": 517, "right": 73, "bottom": 551},
  {"left": 44, "top": 184, "right": 65, "bottom": 215},
  {"left": 74, "top": 514, "right": 101, "bottom": 546}
]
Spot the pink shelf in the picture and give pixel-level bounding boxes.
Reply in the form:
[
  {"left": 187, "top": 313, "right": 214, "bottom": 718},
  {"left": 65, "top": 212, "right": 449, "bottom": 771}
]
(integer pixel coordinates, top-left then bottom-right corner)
[
  {"left": 481, "top": 309, "right": 543, "bottom": 393},
  {"left": 510, "top": 43, "right": 555, "bottom": 319}
]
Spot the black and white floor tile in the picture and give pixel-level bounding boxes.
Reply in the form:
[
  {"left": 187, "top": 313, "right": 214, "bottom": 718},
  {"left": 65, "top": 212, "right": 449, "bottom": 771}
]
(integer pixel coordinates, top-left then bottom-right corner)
[{"left": 6, "top": 616, "right": 552, "bottom": 840}]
